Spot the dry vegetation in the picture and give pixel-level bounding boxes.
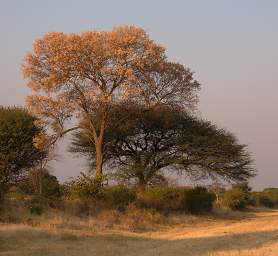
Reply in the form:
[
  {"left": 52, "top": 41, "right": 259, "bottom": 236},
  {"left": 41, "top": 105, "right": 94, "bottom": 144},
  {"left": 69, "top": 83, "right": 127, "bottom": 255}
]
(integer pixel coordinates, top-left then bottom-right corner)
[{"left": 0, "top": 209, "right": 277, "bottom": 256}]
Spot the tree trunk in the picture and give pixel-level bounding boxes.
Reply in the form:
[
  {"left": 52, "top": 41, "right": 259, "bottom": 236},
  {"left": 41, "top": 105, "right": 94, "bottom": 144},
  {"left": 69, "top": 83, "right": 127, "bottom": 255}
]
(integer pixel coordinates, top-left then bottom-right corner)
[
  {"left": 95, "top": 140, "right": 104, "bottom": 178},
  {"left": 38, "top": 168, "right": 43, "bottom": 195},
  {"left": 137, "top": 178, "right": 147, "bottom": 194}
]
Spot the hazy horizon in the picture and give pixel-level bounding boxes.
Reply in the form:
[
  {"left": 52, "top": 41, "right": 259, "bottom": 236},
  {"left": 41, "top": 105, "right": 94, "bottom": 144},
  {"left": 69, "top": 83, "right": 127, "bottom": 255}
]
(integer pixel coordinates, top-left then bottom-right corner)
[{"left": 0, "top": 0, "right": 277, "bottom": 190}]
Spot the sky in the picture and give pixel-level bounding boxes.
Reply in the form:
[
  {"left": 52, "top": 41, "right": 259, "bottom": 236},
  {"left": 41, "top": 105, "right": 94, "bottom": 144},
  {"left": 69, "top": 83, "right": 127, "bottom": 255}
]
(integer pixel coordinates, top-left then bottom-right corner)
[{"left": 0, "top": 0, "right": 277, "bottom": 190}]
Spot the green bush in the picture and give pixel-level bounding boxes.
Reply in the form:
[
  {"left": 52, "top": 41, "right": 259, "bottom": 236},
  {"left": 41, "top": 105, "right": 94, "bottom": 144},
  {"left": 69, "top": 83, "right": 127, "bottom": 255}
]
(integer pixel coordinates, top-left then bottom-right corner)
[
  {"left": 29, "top": 204, "right": 43, "bottom": 215},
  {"left": 222, "top": 187, "right": 249, "bottom": 210},
  {"left": 263, "top": 188, "right": 278, "bottom": 207},
  {"left": 138, "top": 186, "right": 215, "bottom": 214},
  {"left": 63, "top": 173, "right": 104, "bottom": 199},
  {"left": 42, "top": 174, "right": 61, "bottom": 198},
  {"left": 252, "top": 191, "right": 276, "bottom": 208},
  {"left": 104, "top": 185, "right": 136, "bottom": 210},
  {"left": 138, "top": 187, "right": 185, "bottom": 212},
  {"left": 26, "top": 196, "right": 47, "bottom": 215},
  {"left": 17, "top": 173, "right": 61, "bottom": 198},
  {"left": 183, "top": 187, "right": 216, "bottom": 214},
  {"left": 258, "top": 195, "right": 274, "bottom": 208},
  {"left": 17, "top": 179, "right": 34, "bottom": 195}
]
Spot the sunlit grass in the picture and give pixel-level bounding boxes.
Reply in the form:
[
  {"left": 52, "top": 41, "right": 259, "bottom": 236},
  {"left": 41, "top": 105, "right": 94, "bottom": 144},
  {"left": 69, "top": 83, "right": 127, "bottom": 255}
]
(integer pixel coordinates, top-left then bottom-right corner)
[{"left": 0, "top": 209, "right": 277, "bottom": 256}]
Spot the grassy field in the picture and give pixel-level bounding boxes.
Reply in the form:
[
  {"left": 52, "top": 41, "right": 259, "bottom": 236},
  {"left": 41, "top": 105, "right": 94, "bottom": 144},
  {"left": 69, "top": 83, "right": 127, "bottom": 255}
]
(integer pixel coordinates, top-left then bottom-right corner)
[{"left": 0, "top": 209, "right": 277, "bottom": 256}]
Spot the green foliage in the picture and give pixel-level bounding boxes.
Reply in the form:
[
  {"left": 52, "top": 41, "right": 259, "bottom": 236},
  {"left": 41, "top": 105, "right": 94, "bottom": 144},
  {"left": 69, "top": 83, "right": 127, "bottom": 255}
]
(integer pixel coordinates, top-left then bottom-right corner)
[
  {"left": 29, "top": 204, "right": 43, "bottom": 215},
  {"left": 0, "top": 106, "right": 45, "bottom": 193},
  {"left": 63, "top": 173, "right": 104, "bottom": 199},
  {"left": 138, "top": 187, "right": 185, "bottom": 212},
  {"left": 71, "top": 106, "right": 255, "bottom": 189},
  {"left": 27, "top": 196, "right": 47, "bottom": 215},
  {"left": 17, "top": 172, "right": 61, "bottom": 198},
  {"left": 251, "top": 188, "right": 278, "bottom": 208},
  {"left": 183, "top": 187, "right": 216, "bottom": 214},
  {"left": 17, "top": 179, "right": 34, "bottom": 195},
  {"left": 222, "top": 187, "right": 249, "bottom": 210},
  {"left": 139, "top": 186, "right": 215, "bottom": 214},
  {"left": 104, "top": 185, "right": 136, "bottom": 210},
  {"left": 257, "top": 195, "right": 274, "bottom": 208},
  {"left": 262, "top": 188, "right": 278, "bottom": 206},
  {"left": 233, "top": 182, "right": 252, "bottom": 193},
  {"left": 42, "top": 173, "right": 61, "bottom": 198}
]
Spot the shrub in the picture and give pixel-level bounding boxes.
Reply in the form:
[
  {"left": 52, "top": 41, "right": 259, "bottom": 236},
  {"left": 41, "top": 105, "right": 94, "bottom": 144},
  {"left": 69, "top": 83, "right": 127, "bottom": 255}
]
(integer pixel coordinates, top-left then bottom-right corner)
[
  {"left": 42, "top": 174, "right": 61, "bottom": 198},
  {"left": 17, "top": 179, "right": 34, "bottom": 195},
  {"left": 62, "top": 199, "right": 91, "bottom": 217},
  {"left": 26, "top": 196, "right": 47, "bottom": 215},
  {"left": 29, "top": 204, "right": 43, "bottom": 215},
  {"left": 63, "top": 173, "right": 104, "bottom": 199},
  {"left": 17, "top": 173, "right": 61, "bottom": 198},
  {"left": 263, "top": 188, "right": 278, "bottom": 207},
  {"left": 138, "top": 187, "right": 185, "bottom": 212},
  {"left": 138, "top": 186, "right": 215, "bottom": 214},
  {"left": 258, "top": 195, "right": 274, "bottom": 208},
  {"left": 252, "top": 192, "right": 275, "bottom": 208},
  {"left": 123, "top": 204, "right": 166, "bottom": 231},
  {"left": 222, "top": 187, "right": 249, "bottom": 210},
  {"left": 183, "top": 187, "right": 216, "bottom": 214},
  {"left": 104, "top": 185, "right": 136, "bottom": 210}
]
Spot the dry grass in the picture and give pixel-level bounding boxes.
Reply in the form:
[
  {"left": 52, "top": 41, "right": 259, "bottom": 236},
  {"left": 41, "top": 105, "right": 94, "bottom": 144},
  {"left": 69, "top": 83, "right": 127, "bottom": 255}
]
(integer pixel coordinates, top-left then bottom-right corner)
[{"left": 0, "top": 209, "right": 277, "bottom": 255}]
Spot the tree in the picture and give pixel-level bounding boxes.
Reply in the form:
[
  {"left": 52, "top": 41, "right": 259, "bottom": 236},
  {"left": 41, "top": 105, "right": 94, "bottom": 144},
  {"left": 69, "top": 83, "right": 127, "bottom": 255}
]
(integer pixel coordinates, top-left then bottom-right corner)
[
  {"left": 18, "top": 170, "right": 61, "bottom": 198},
  {"left": 71, "top": 105, "right": 255, "bottom": 190},
  {"left": 22, "top": 26, "right": 200, "bottom": 178},
  {"left": 0, "top": 107, "right": 45, "bottom": 193}
]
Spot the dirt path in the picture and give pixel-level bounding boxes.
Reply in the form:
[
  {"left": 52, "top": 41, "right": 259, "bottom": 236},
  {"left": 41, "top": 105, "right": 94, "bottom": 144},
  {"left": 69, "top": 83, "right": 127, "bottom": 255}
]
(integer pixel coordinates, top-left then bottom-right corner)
[{"left": 0, "top": 210, "right": 278, "bottom": 256}]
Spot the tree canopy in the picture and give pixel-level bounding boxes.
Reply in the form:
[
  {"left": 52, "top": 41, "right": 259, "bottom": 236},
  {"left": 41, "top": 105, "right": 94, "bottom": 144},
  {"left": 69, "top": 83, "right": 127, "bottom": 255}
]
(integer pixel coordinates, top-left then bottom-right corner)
[
  {"left": 0, "top": 107, "right": 45, "bottom": 191},
  {"left": 22, "top": 26, "right": 200, "bottom": 178},
  {"left": 71, "top": 105, "right": 255, "bottom": 189},
  {"left": 23, "top": 25, "right": 255, "bottom": 188}
]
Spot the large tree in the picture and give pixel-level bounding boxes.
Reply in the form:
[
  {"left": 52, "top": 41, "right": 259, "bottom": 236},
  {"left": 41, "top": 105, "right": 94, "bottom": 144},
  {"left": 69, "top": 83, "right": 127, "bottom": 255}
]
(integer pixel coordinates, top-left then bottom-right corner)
[
  {"left": 0, "top": 107, "right": 45, "bottom": 193},
  {"left": 71, "top": 106, "right": 255, "bottom": 190},
  {"left": 23, "top": 26, "right": 200, "bottom": 178}
]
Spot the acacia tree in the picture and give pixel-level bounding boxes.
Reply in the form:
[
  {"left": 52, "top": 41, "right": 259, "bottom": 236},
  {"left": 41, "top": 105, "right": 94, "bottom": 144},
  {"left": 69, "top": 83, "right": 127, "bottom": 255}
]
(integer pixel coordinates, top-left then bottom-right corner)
[
  {"left": 23, "top": 26, "right": 200, "bottom": 178},
  {"left": 71, "top": 106, "right": 255, "bottom": 190}
]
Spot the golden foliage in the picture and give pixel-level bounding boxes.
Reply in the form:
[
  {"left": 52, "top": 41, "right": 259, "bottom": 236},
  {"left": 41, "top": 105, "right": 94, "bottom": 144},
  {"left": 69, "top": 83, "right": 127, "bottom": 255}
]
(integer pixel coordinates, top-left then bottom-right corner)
[
  {"left": 22, "top": 26, "right": 200, "bottom": 176},
  {"left": 23, "top": 26, "right": 165, "bottom": 135}
]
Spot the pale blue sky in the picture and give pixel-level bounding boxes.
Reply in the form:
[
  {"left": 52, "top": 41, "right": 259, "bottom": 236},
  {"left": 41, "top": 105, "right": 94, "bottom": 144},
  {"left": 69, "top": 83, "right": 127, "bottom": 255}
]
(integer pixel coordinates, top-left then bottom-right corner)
[{"left": 0, "top": 0, "right": 277, "bottom": 190}]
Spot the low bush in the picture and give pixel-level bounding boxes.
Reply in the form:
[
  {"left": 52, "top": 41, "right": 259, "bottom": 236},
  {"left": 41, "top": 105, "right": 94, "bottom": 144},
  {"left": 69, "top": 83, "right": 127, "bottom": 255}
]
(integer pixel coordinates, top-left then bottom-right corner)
[
  {"left": 25, "top": 196, "right": 47, "bottom": 215},
  {"left": 17, "top": 179, "right": 34, "bottom": 195},
  {"left": 222, "top": 187, "right": 249, "bottom": 210},
  {"left": 183, "top": 187, "right": 216, "bottom": 214},
  {"left": 104, "top": 185, "right": 136, "bottom": 211},
  {"left": 138, "top": 187, "right": 185, "bottom": 212},
  {"left": 63, "top": 174, "right": 104, "bottom": 200},
  {"left": 262, "top": 188, "right": 278, "bottom": 207},
  {"left": 251, "top": 191, "right": 276, "bottom": 208},
  {"left": 62, "top": 199, "right": 92, "bottom": 217},
  {"left": 123, "top": 204, "right": 167, "bottom": 231},
  {"left": 258, "top": 195, "right": 274, "bottom": 208},
  {"left": 42, "top": 174, "right": 61, "bottom": 198},
  {"left": 29, "top": 204, "right": 43, "bottom": 215},
  {"left": 138, "top": 186, "right": 215, "bottom": 214}
]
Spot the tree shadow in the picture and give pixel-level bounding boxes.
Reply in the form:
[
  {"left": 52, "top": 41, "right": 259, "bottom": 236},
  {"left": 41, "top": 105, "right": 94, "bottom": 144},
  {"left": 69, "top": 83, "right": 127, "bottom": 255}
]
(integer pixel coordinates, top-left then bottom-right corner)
[
  {"left": 211, "top": 207, "right": 278, "bottom": 221},
  {"left": 0, "top": 227, "right": 277, "bottom": 256},
  {"left": 93, "top": 229, "right": 278, "bottom": 256}
]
